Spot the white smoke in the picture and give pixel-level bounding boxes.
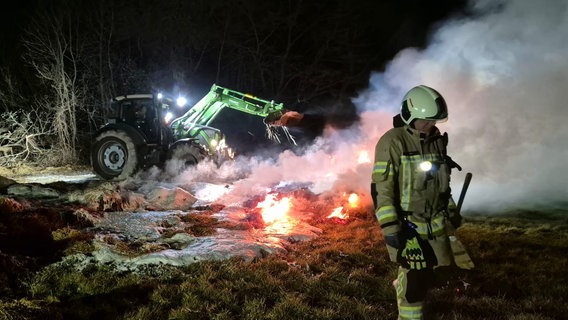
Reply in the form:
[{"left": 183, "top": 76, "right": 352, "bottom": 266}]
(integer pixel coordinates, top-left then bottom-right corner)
[
  {"left": 174, "top": 0, "right": 568, "bottom": 214},
  {"left": 354, "top": 0, "right": 568, "bottom": 212}
]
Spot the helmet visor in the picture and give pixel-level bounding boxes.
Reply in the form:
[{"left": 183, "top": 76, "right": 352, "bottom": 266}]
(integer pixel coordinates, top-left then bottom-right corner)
[{"left": 428, "top": 97, "right": 448, "bottom": 122}]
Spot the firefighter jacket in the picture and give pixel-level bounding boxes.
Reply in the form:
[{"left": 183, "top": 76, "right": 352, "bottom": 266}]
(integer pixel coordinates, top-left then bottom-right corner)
[{"left": 372, "top": 124, "right": 460, "bottom": 264}]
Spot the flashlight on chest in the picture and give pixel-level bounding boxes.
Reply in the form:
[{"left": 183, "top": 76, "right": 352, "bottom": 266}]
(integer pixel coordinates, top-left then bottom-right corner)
[{"left": 419, "top": 160, "right": 433, "bottom": 172}]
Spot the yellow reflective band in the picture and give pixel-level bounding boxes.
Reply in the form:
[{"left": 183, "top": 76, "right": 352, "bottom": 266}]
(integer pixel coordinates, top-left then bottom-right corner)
[
  {"left": 401, "top": 154, "right": 422, "bottom": 163},
  {"left": 400, "top": 305, "right": 422, "bottom": 320},
  {"left": 373, "top": 161, "right": 390, "bottom": 174},
  {"left": 376, "top": 206, "right": 397, "bottom": 224},
  {"left": 400, "top": 153, "right": 443, "bottom": 163},
  {"left": 395, "top": 270, "right": 405, "bottom": 299},
  {"left": 408, "top": 215, "right": 446, "bottom": 237},
  {"left": 401, "top": 158, "right": 412, "bottom": 210}
]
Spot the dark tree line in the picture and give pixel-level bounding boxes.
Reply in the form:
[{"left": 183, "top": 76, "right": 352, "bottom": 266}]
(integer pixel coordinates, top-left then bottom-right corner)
[{"left": 0, "top": 0, "right": 466, "bottom": 166}]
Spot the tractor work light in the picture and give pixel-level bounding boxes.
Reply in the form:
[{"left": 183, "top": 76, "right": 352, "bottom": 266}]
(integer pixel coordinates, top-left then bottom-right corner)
[
  {"left": 176, "top": 96, "right": 187, "bottom": 107},
  {"left": 164, "top": 111, "right": 174, "bottom": 124}
]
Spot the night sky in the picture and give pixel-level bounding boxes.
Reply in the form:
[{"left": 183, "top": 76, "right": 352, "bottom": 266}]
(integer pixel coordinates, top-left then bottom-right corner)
[{"left": 0, "top": 0, "right": 468, "bottom": 99}]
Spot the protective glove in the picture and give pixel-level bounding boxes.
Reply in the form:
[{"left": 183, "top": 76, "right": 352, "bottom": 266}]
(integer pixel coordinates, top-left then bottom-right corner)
[{"left": 400, "top": 237, "right": 428, "bottom": 270}]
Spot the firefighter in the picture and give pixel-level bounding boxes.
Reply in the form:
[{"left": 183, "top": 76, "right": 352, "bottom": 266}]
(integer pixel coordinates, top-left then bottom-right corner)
[{"left": 371, "top": 85, "right": 463, "bottom": 320}]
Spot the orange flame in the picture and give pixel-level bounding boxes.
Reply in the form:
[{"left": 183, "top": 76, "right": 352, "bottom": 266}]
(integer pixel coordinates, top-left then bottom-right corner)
[
  {"left": 327, "top": 206, "right": 348, "bottom": 219},
  {"left": 256, "top": 194, "right": 291, "bottom": 224},
  {"left": 347, "top": 193, "right": 359, "bottom": 208},
  {"left": 326, "top": 193, "right": 359, "bottom": 221}
]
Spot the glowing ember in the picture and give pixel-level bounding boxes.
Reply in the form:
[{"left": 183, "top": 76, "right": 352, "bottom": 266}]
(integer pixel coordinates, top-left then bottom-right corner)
[
  {"left": 357, "top": 150, "right": 371, "bottom": 164},
  {"left": 327, "top": 206, "right": 347, "bottom": 219},
  {"left": 256, "top": 194, "right": 292, "bottom": 224}
]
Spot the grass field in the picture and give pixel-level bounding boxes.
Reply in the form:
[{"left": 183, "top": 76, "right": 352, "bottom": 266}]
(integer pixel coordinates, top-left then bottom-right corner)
[{"left": 1, "top": 203, "right": 567, "bottom": 320}]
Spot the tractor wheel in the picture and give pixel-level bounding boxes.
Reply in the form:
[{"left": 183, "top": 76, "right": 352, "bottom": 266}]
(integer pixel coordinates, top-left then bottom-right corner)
[
  {"left": 166, "top": 143, "right": 206, "bottom": 174},
  {"left": 91, "top": 130, "right": 139, "bottom": 180}
]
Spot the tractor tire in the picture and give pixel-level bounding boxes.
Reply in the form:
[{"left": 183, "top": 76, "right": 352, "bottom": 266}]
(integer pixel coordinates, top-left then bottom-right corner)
[
  {"left": 167, "top": 143, "right": 206, "bottom": 174},
  {"left": 91, "top": 130, "right": 139, "bottom": 180}
]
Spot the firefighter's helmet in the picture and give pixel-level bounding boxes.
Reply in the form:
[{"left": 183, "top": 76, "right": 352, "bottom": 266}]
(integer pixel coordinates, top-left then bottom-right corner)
[{"left": 400, "top": 85, "right": 448, "bottom": 125}]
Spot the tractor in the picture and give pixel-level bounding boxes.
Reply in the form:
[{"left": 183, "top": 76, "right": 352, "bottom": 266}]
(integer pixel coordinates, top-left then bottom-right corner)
[{"left": 90, "top": 84, "right": 294, "bottom": 180}]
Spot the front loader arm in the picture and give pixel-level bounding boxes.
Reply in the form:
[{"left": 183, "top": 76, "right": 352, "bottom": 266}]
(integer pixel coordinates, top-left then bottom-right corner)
[
  {"left": 211, "top": 85, "right": 286, "bottom": 119},
  {"left": 173, "top": 84, "right": 286, "bottom": 129},
  {"left": 170, "top": 84, "right": 300, "bottom": 147}
]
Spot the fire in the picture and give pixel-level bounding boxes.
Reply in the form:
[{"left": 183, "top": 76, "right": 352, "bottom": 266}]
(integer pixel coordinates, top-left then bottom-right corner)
[
  {"left": 347, "top": 193, "right": 359, "bottom": 208},
  {"left": 326, "top": 193, "right": 359, "bottom": 221},
  {"left": 255, "top": 193, "right": 298, "bottom": 234},
  {"left": 256, "top": 194, "right": 291, "bottom": 224},
  {"left": 327, "top": 206, "right": 348, "bottom": 219},
  {"left": 256, "top": 192, "right": 360, "bottom": 228}
]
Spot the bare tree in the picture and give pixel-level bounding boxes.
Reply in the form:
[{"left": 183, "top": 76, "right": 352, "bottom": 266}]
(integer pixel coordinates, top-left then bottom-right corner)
[
  {"left": 22, "top": 10, "right": 83, "bottom": 164},
  {"left": 0, "top": 110, "right": 55, "bottom": 166}
]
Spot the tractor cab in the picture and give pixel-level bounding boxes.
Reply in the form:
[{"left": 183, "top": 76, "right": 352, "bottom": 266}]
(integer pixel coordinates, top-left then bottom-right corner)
[{"left": 107, "top": 94, "right": 174, "bottom": 145}]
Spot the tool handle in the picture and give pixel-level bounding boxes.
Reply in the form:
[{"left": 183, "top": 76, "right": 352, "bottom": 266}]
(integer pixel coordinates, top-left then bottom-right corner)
[{"left": 456, "top": 172, "right": 473, "bottom": 214}]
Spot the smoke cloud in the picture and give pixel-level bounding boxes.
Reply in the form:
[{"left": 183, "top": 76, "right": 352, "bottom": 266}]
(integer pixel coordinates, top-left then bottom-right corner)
[
  {"left": 174, "top": 0, "right": 568, "bottom": 214},
  {"left": 354, "top": 0, "right": 568, "bottom": 212}
]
